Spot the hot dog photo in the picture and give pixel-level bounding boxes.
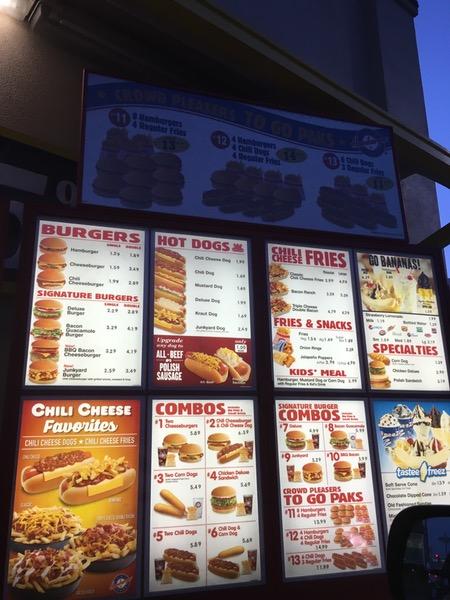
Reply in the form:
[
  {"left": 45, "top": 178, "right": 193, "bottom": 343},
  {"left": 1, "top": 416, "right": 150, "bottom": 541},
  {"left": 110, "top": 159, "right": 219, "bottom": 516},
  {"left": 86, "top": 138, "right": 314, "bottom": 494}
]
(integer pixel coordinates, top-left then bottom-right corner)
[
  {"left": 152, "top": 232, "right": 253, "bottom": 388},
  {"left": 8, "top": 399, "right": 141, "bottom": 599}
]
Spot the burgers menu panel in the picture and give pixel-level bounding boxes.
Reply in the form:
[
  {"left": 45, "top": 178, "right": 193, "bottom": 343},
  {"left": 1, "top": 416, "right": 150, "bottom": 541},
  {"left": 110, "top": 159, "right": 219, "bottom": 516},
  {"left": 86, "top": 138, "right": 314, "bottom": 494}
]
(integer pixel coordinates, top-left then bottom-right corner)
[
  {"left": 372, "top": 399, "right": 450, "bottom": 532},
  {"left": 357, "top": 252, "right": 449, "bottom": 391},
  {"left": 7, "top": 398, "right": 141, "bottom": 599},
  {"left": 24, "top": 219, "right": 145, "bottom": 387},
  {"left": 267, "top": 243, "right": 362, "bottom": 389},
  {"left": 148, "top": 398, "right": 262, "bottom": 593},
  {"left": 275, "top": 399, "right": 382, "bottom": 579},
  {"left": 152, "top": 231, "right": 253, "bottom": 388}
]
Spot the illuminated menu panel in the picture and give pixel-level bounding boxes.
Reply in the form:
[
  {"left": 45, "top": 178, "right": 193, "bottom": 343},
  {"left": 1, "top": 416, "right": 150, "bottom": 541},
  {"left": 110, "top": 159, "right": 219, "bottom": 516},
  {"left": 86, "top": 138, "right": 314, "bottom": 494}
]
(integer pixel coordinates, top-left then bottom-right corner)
[
  {"left": 24, "top": 219, "right": 145, "bottom": 387},
  {"left": 267, "top": 243, "right": 361, "bottom": 389},
  {"left": 275, "top": 398, "right": 382, "bottom": 579},
  {"left": 148, "top": 398, "right": 262, "bottom": 593},
  {"left": 7, "top": 398, "right": 141, "bottom": 598},
  {"left": 152, "top": 231, "right": 253, "bottom": 388},
  {"left": 357, "top": 252, "right": 449, "bottom": 391},
  {"left": 372, "top": 399, "right": 450, "bottom": 531}
]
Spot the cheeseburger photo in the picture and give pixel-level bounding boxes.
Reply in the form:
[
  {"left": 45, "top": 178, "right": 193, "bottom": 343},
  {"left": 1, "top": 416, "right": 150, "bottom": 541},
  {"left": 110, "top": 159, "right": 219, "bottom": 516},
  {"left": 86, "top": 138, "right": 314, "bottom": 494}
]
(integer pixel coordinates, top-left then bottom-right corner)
[
  {"left": 36, "top": 269, "right": 66, "bottom": 289},
  {"left": 37, "top": 253, "right": 67, "bottom": 270},
  {"left": 210, "top": 486, "right": 237, "bottom": 513},
  {"left": 207, "top": 432, "right": 230, "bottom": 451},
  {"left": 302, "top": 462, "right": 322, "bottom": 483},
  {"left": 330, "top": 430, "right": 350, "bottom": 450},
  {"left": 286, "top": 429, "right": 306, "bottom": 450},
  {"left": 179, "top": 443, "right": 203, "bottom": 463},
  {"left": 163, "top": 433, "right": 187, "bottom": 452},
  {"left": 334, "top": 461, "right": 353, "bottom": 482}
]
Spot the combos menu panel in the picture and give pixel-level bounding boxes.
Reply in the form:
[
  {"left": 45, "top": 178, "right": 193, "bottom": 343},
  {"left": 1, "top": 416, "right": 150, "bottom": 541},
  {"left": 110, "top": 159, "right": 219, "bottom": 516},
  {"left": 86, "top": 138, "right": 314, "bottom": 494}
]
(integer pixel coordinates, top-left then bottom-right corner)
[
  {"left": 267, "top": 243, "right": 361, "bottom": 389},
  {"left": 6, "top": 398, "right": 141, "bottom": 599},
  {"left": 148, "top": 398, "right": 262, "bottom": 593},
  {"left": 152, "top": 231, "right": 253, "bottom": 389},
  {"left": 24, "top": 220, "right": 145, "bottom": 387},
  {"left": 275, "top": 399, "right": 382, "bottom": 579}
]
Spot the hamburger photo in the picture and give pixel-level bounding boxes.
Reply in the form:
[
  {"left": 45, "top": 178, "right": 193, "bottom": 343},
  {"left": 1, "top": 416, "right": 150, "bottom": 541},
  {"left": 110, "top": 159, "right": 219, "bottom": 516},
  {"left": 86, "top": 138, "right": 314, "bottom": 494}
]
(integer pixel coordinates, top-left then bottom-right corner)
[
  {"left": 179, "top": 443, "right": 203, "bottom": 462},
  {"left": 30, "top": 338, "right": 59, "bottom": 361},
  {"left": 31, "top": 319, "right": 63, "bottom": 340},
  {"left": 163, "top": 433, "right": 187, "bottom": 452},
  {"left": 286, "top": 429, "right": 306, "bottom": 450},
  {"left": 39, "top": 237, "right": 68, "bottom": 254},
  {"left": 210, "top": 486, "right": 237, "bottom": 513},
  {"left": 207, "top": 432, "right": 230, "bottom": 451},
  {"left": 369, "top": 360, "right": 391, "bottom": 388},
  {"left": 33, "top": 299, "right": 63, "bottom": 319},
  {"left": 330, "top": 430, "right": 350, "bottom": 450},
  {"left": 37, "top": 253, "right": 67, "bottom": 270},
  {"left": 36, "top": 269, "right": 65, "bottom": 289},
  {"left": 28, "top": 359, "right": 58, "bottom": 384},
  {"left": 302, "top": 462, "right": 322, "bottom": 483},
  {"left": 333, "top": 461, "right": 353, "bottom": 482}
]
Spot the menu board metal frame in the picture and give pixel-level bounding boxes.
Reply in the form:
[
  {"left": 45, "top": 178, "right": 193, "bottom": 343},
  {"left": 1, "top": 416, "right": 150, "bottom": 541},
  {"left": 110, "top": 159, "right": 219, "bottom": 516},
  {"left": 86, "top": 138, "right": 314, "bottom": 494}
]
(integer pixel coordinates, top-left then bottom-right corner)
[
  {"left": 150, "top": 229, "right": 256, "bottom": 391},
  {"left": 144, "top": 396, "right": 265, "bottom": 596},
  {"left": 353, "top": 249, "right": 450, "bottom": 395},
  {"left": 22, "top": 217, "right": 149, "bottom": 391},
  {"left": 266, "top": 240, "right": 366, "bottom": 392},
  {"left": 273, "top": 396, "right": 386, "bottom": 582},
  {"left": 3, "top": 396, "right": 146, "bottom": 600}
]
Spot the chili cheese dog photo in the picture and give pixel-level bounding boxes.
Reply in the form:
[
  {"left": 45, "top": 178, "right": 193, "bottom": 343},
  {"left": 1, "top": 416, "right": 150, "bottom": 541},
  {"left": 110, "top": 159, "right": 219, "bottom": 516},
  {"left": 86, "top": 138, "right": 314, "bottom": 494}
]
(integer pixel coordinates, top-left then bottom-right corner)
[
  {"left": 155, "top": 247, "right": 185, "bottom": 269},
  {"left": 184, "top": 352, "right": 228, "bottom": 383},
  {"left": 58, "top": 456, "right": 136, "bottom": 505},
  {"left": 21, "top": 450, "right": 94, "bottom": 494},
  {"left": 154, "top": 307, "right": 186, "bottom": 333},
  {"left": 216, "top": 443, "right": 244, "bottom": 464},
  {"left": 208, "top": 557, "right": 240, "bottom": 579},
  {"left": 155, "top": 260, "right": 186, "bottom": 282}
]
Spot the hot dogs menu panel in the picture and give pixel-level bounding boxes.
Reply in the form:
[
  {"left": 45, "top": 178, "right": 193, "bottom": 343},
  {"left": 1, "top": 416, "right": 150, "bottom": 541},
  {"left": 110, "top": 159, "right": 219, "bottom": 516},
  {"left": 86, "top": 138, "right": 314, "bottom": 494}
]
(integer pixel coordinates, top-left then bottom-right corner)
[
  {"left": 152, "top": 232, "right": 253, "bottom": 388},
  {"left": 267, "top": 243, "right": 361, "bottom": 389},
  {"left": 275, "top": 399, "right": 382, "bottom": 579},
  {"left": 25, "top": 220, "right": 145, "bottom": 387},
  {"left": 357, "top": 252, "right": 449, "bottom": 391},
  {"left": 372, "top": 399, "right": 450, "bottom": 531},
  {"left": 7, "top": 399, "right": 141, "bottom": 599},
  {"left": 148, "top": 398, "right": 262, "bottom": 593}
]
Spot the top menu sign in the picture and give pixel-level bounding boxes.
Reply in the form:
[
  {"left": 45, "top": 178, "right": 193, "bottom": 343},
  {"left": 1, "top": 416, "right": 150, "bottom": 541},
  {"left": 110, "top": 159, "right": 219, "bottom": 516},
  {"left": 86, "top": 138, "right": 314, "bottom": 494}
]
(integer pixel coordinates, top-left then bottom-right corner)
[{"left": 81, "top": 73, "right": 404, "bottom": 239}]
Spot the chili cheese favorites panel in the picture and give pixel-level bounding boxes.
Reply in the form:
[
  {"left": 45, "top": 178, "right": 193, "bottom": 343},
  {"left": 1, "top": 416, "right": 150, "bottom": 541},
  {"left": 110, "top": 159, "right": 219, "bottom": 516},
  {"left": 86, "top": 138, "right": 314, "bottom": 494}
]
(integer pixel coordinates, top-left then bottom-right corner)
[
  {"left": 267, "top": 243, "right": 362, "bottom": 389},
  {"left": 148, "top": 398, "right": 262, "bottom": 593},
  {"left": 7, "top": 398, "right": 141, "bottom": 599},
  {"left": 25, "top": 220, "right": 145, "bottom": 387}
]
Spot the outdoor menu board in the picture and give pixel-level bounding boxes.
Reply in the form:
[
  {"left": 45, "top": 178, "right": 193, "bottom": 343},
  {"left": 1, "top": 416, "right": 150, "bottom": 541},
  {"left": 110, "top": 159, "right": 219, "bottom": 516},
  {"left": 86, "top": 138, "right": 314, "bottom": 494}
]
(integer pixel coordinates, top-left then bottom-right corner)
[
  {"left": 152, "top": 231, "right": 253, "bottom": 388},
  {"left": 267, "top": 243, "right": 361, "bottom": 389},
  {"left": 148, "top": 398, "right": 262, "bottom": 593},
  {"left": 275, "top": 399, "right": 382, "bottom": 579},
  {"left": 6, "top": 398, "right": 141, "bottom": 598},
  {"left": 81, "top": 72, "right": 404, "bottom": 239},
  {"left": 372, "top": 399, "right": 450, "bottom": 532},
  {"left": 24, "top": 219, "right": 145, "bottom": 387},
  {"left": 357, "top": 252, "right": 449, "bottom": 391}
]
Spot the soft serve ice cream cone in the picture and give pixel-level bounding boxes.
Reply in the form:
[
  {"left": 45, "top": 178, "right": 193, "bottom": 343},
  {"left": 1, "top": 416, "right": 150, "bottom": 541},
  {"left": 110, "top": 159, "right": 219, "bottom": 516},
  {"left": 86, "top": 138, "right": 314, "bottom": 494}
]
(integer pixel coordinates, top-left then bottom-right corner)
[
  {"left": 412, "top": 404, "right": 431, "bottom": 443},
  {"left": 438, "top": 410, "right": 450, "bottom": 447}
]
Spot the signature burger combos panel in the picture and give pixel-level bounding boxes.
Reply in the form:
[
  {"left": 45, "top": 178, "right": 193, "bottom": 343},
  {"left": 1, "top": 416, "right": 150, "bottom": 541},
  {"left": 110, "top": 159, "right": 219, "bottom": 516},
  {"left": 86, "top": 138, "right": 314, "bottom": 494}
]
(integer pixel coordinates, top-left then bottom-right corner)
[
  {"left": 372, "top": 399, "right": 450, "bottom": 532},
  {"left": 357, "top": 252, "right": 449, "bottom": 391},
  {"left": 7, "top": 399, "right": 141, "bottom": 599},
  {"left": 268, "top": 243, "right": 362, "bottom": 389},
  {"left": 275, "top": 399, "right": 382, "bottom": 579},
  {"left": 152, "top": 231, "right": 253, "bottom": 388},
  {"left": 81, "top": 73, "right": 404, "bottom": 239},
  {"left": 148, "top": 398, "right": 262, "bottom": 593},
  {"left": 25, "top": 220, "right": 145, "bottom": 387}
]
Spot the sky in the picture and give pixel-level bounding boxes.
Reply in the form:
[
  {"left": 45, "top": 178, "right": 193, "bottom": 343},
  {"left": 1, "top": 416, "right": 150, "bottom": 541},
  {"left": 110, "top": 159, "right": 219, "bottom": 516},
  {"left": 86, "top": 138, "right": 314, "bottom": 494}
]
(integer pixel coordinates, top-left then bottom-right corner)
[{"left": 414, "top": 0, "right": 450, "bottom": 273}]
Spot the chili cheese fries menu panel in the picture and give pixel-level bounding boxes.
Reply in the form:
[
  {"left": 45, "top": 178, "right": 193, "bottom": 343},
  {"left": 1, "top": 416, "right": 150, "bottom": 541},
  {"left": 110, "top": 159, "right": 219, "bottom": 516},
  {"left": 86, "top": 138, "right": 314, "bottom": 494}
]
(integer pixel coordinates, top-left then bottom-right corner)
[
  {"left": 275, "top": 399, "right": 382, "bottom": 579},
  {"left": 152, "top": 231, "right": 253, "bottom": 388},
  {"left": 357, "top": 252, "right": 449, "bottom": 391},
  {"left": 267, "top": 243, "right": 361, "bottom": 389},
  {"left": 24, "top": 220, "right": 145, "bottom": 387},
  {"left": 372, "top": 399, "right": 450, "bottom": 532},
  {"left": 148, "top": 398, "right": 262, "bottom": 593},
  {"left": 6, "top": 398, "right": 141, "bottom": 599}
]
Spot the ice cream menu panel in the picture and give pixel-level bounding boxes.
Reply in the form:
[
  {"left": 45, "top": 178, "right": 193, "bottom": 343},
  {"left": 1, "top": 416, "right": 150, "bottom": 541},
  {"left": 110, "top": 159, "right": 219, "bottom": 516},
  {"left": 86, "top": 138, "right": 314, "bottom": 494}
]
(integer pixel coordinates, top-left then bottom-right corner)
[
  {"left": 148, "top": 398, "right": 262, "bottom": 593},
  {"left": 275, "top": 399, "right": 382, "bottom": 579},
  {"left": 152, "top": 231, "right": 253, "bottom": 388},
  {"left": 357, "top": 252, "right": 449, "bottom": 391},
  {"left": 6, "top": 399, "right": 141, "bottom": 599},
  {"left": 373, "top": 399, "right": 450, "bottom": 531},
  {"left": 81, "top": 73, "right": 404, "bottom": 239},
  {"left": 24, "top": 220, "right": 145, "bottom": 387},
  {"left": 267, "top": 243, "right": 361, "bottom": 389}
]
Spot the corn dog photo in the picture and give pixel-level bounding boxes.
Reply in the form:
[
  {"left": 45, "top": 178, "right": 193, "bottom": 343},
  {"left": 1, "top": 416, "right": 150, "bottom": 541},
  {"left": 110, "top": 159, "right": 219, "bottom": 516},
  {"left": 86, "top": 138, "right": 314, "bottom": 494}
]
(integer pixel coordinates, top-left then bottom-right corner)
[
  {"left": 153, "top": 489, "right": 186, "bottom": 517},
  {"left": 218, "top": 545, "right": 245, "bottom": 559}
]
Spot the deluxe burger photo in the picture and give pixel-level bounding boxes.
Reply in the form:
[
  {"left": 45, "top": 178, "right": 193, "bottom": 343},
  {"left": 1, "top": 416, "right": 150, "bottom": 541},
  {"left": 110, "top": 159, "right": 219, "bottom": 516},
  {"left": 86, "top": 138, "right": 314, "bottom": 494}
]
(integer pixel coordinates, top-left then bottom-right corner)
[
  {"left": 33, "top": 299, "right": 63, "bottom": 319},
  {"left": 330, "top": 430, "right": 350, "bottom": 450},
  {"left": 302, "top": 462, "right": 322, "bottom": 483},
  {"left": 333, "top": 460, "right": 353, "bottom": 482},
  {"left": 286, "top": 429, "right": 306, "bottom": 450},
  {"left": 210, "top": 486, "right": 237, "bottom": 514}
]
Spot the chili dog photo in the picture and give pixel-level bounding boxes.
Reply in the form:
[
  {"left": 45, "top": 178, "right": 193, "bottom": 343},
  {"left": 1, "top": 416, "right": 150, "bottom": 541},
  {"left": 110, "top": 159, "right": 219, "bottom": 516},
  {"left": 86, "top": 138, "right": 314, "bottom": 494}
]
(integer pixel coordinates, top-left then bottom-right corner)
[{"left": 21, "top": 450, "right": 94, "bottom": 494}]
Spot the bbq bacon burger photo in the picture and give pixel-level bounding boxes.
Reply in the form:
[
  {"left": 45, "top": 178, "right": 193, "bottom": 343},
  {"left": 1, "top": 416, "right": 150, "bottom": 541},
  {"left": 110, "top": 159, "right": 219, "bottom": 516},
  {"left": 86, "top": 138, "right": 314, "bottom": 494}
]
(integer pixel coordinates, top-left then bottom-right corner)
[
  {"left": 286, "top": 429, "right": 306, "bottom": 450},
  {"left": 333, "top": 460, "right": 353, "bottom": 482},
  {"left": 329, "top": 430, "right": 350, "bottom": 450},
  {"left": 210, "top": 486, "right": 237, "bottom": 514}
]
